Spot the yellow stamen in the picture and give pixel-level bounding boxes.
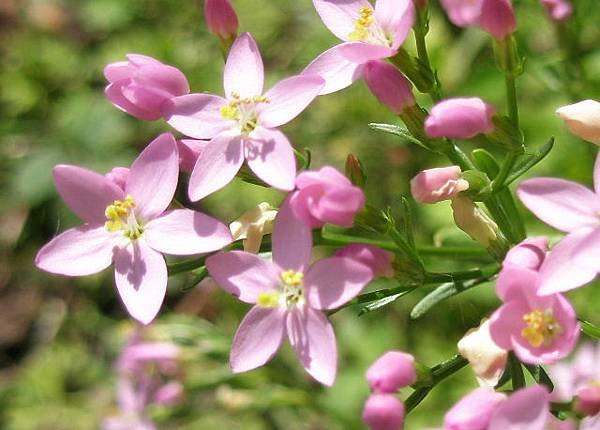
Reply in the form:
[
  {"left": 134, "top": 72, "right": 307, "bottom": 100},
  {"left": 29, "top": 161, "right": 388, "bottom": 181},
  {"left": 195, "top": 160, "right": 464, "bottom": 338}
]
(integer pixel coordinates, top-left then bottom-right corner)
[
  {"left": 349, "top": 6, "right": 374, "bottom": 41},
  {"left": 104, "top": 195, "right": 143, "bottom": 239},
  {"left": 280, "top": 269, "right": 304, "bottom": 287},
  {"left": 257, "top": 291, "right": 281, "bottom": 308},
  {"left": 521, "top": 309, "right": 563, "bottom": 348}
]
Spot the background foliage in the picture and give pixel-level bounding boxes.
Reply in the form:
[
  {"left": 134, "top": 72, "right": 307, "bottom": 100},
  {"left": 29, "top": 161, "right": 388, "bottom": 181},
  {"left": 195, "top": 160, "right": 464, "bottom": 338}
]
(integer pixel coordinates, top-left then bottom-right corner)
[{"left": 1, "top": 0, "right": 600, "bottom": 428}]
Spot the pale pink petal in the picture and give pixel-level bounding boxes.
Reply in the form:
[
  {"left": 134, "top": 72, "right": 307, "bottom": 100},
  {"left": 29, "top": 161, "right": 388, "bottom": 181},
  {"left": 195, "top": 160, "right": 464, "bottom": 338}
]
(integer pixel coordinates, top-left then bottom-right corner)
[
  {"left": 495, "top": 266, "right": 538, "bottom": 302},
  {"left": 489, "top": 300, "right": 530, "bottom": 350},
  {"left": 305, "top": 257, "right": 373, "bottom": 309},
  {"left": 134, "top": 63, "right": 189, "bottom": 96},
  {"left": 488, "top": 385, "right": 550, "bottom": 430},
  {"left": 144, "top": 209, "right": 232, "bottom": 255},
  {"left": 104, "top": 61, "right": 134, "bottom": 82},
  {"left": 517, "top": 178, "right": 600, "bottom": 232},
  {"left": 206, "top": 251, "right": 280, "bottom": 304},
  {"left": 303, "top": 43, "right": 366, "bottom": 95},
  {"left": 287, "top": 306, "right": 337, "bottom": 386},
  {"left": 35, "top": 226, "right": 116, "bottom": 276},
  {"left": 230, "top": 305, "right": 286, "bottom": 372},
  {"left": 538, "top": 228, "right": 598, "bottom": 295},
  {"left": 164, "top": 94, "right": 232, "bottom": 139},
  {"left": 188, "top": 131, "right": 244, "bottom": 201},
  {"left": 126, "top": 133, "right": 179, "bottom": 221},
  {"left": 177, "top": 139, "right": 208, "bottom": 172},
  {"left": 223, "top": 33, "right": 264, "bottom": 98},
  {"left": 114, "top": 239, "right": 168, "bottom": 325},
  {"left": 245, "top": 128, "right": 296, "bottom": 191},
  {"left": 53, "top": 165, "right": 124, "bottom": 225},
  {"left": 259, "top": 75, "right": 325, "bottom": 128},
  {"left": 105, "top": 82, "right": 162, "bottom": 121},
  {"left": 336, "top": 42, "right": 395, "bottom": 63},
  {"left": 272, "top": 198, "right": 312, "bottom": 272},
  {"left": 374, "top": 0, "right": 415, "bottom": 50},
  {"left": 126, "top": 53, "right": 161, "bottom": 66},
  {"left": 312, "top": 0, "right": 371, "bottom": 41},
  {"left": 595, "top": 152, "right": 600, "bottom": 195}
]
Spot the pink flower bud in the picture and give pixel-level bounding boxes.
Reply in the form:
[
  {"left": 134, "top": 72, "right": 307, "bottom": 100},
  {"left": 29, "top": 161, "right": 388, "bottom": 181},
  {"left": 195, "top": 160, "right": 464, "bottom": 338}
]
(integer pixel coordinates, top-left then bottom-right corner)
[
  {"left": 153, "top": 381, "right": 184, "bottom": 406},
  {"left": 556, "top": 100, "right": 600, "bottom": 145},
  {"left": 425, "top": 98, "right": 496, "bottom": 139},
  {"left": 410, "top": 166, "right": 469, "bottom": 204},
  {"left": 336, "top": 244, "right": 395, "bottom": 278},
  {"left": 444, "top": 388, "right": 506, "bottom": 430},
  {"left": 503, "top": 237, "right": 548, "bottom": 271},
  {"left": 105, "top": 167, "right": 130, "bottom": 191},
  {"left": 540, "top": 0, "right": 573, "bottom": 22},
  {"left": 362, "top": 393, "right": 405, "bottom": 430},
  {"left": 289, "top": 166, "right": 365, "bottom": 228},
  {"left": 104, "top": 54, "right": 189, "bottom": 121},
  {"left": 479, "top": 0, "right": 517, "bottom": 40},
  {"left": 363, "top": 60, "right": 415, "bottom": 115},
  {"left": 177, "top": 139, "right": 208, "bottom": 172},
  {"left": 366, "top": 351, "right": 416, "bottom": 393},
  {"left": 204, "top": 0, "right": 239, "bottom": 40},
  {"left": 440, "top": 0, "right": 484, "bottom": 27},
  {"left": 576, "top": 385, "right": 600, "bottom": 416}
]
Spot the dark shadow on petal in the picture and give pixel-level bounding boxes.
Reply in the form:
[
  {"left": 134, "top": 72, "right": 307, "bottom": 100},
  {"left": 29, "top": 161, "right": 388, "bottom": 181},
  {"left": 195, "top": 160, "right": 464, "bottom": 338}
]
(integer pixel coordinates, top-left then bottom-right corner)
[{"left": 244, "top": 136, "right": 275, "bottom": 163}]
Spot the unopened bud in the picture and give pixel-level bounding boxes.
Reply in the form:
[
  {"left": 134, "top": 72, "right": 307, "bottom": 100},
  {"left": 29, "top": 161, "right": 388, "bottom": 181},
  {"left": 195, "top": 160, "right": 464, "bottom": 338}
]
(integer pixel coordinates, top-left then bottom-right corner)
[
  {"left": 204, "top": 0, "right": 238, "bottom": 43},
  {"left": 362, "top": 393, "right": 405, "bottom": 430},
  {"left": 364, "top": 60, "right": 415, "bottom": 115},
  {"left": 345, "top": 154, "right": 367, "bottom": 188},
  {"left": 229, "top": 202, "right": 277, "bottom": 253},
  {"left": 556, "top": 100, "right": 600, "bottom": 145},
  {"left": 451, "top": 196, "right": 498, "bottom": 247}
]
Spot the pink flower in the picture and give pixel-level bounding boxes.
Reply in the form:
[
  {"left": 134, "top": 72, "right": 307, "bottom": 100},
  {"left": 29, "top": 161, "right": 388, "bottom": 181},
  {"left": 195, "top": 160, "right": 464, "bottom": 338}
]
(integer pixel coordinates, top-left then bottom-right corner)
[
  {"left": 425, "top": 98, "right": 496, "bottom": 139},
  {"left": 503, "top": 237, "right": 548, "bottom": 271},
  {"left": 288, "top": 166, "right": 365, "bottom": 228},
  {"left": 177, "top": 139, "right": 208, "bottom": 172},
  {"left": 335, "top": 244, "right": 394, "bottom": 278},
  {"left": 489, "top": 262, "right": 580, "bottom": 364},
  {"left": 363, "top": 60, "right": 415, "bottom": 114},
  {"left": 540, "top": 0, "right": 573, "bottom": 22},
  {"left": 164, "top": 33, "right": 324, "bottom": 201},
  {"left": 440, "top": 0, "right": 516, "bottom": 40},
  {"left": 206, "top": 202, "right": 373, "bottom": 385},
  {"left": 443, "top": 388, "right": 506, "bottom": 430},
  {"left": 362, "top": 393, "right": 405, "bottom": 430},
  {"left": 576, "top": 385, "right": 600, "bottom": 417},
  {"left": 104, "top": 54, "right": 190, "bottom": 121},
  {"left": 517, "top": 153, "right": 600, "bottom": 294},
  {"left": 410, "top": 166, "right": 469, "bottom": 204},
  {"left": 35, "top": 133, "right": 233, "bottom": 324},
  {"left": 304, "top": 0, "right": 415, "bottom": 94},
  {"left": 366, "top": 351, "right": 416, "bottom": 393},
  {"left": 204, "top": 0, "right": 239, "bottom": 40}
]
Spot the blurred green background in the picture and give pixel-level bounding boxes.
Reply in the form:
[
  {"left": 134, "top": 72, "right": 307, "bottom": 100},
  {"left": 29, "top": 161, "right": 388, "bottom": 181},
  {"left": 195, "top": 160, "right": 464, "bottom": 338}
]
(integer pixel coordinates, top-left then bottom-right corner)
[{"left": 1, "top": 0, "right": 600, "bottom": 428}]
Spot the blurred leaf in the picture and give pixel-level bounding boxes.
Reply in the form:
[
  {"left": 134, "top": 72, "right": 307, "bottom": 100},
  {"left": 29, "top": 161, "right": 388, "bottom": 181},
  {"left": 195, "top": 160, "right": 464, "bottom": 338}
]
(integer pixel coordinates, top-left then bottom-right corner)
[{"left": 505, "top": 138, "right": 555, "bottom": 186}]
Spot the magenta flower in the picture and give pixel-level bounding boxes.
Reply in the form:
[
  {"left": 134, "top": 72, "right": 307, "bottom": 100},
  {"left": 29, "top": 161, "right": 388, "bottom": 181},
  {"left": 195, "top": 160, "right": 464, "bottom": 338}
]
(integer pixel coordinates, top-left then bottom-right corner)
[
  {"left": 104, "top": 54, "right": 190, "bottom": 121},
  {"left": 362, "top": 393, "right": 405, "bottom": 430},
  {"left": 304, "top": 0, "right": 415, "bottom": 94},
  {"left": 540, "top": 0, "right": 573, "bottom": 22},
  {"left": 443, "top": 387, "right": 506, "bottom": 430},
  {"left": 517, "top": 153, "right": 600, "bottom": 294},
  {"left": 425, "top": 98, "right": 496, "bottom": 140},
  {"left": 177, "top": 139, "right": 208, "bottom": 172},
  {"left": 440, "top": 0, "right": 516, "bottom": 40},
  {"left": 366, "top": 351, "right": 416, "bottom": 393},
  {"left": 335, "top": 244, "right": 395, "bottom": 278},
  {"left": 35, "top": 133, "right": 233, "bottom": 324},
  {"left": 288, "top": 166, "right": 365, "bottom": 228},
  {"left": 164, "top": 33, "right": 324, "bottom": 201},
  {"left": 204, "top": 0, "right": 239, "bottom": 40},
  {"left": 363, "top": 60, "right": 415, "bottom": 114},
  {"left": 206, "top": 202, "right": 373, "bottom": 385},
  {"left": 410, "top": 166, "right": 470, "bottom": 204}
]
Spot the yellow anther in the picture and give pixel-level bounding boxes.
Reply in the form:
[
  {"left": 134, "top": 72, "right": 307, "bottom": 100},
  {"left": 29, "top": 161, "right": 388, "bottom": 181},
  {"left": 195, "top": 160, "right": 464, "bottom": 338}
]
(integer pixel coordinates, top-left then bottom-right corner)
[
  {"left": 220, "top": 104, "right": 239, "bottom": 120},
  {"left": 257, "top": 291, "right": 281, "bottom": 308},
  {"left": 349, "top": 6, "right": 374, "bottom": 41},
  {"left": 521, "top": 309, "right": 563, "bottom": 348},
  {"left": 104, "top": 195, "right": 141, "bottom": 238},
  {"left": 280, "top": 270, "right": 304, "bottom": 287}
]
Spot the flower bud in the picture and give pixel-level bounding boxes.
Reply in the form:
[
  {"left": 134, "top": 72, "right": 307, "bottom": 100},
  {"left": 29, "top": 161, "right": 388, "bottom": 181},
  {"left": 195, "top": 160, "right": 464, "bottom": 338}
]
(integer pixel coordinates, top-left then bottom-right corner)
[
  {"left": 410, "top": 166, "right": 469, "bottom": 204},
  {"left": 105, "top": 167, "right": 129, "bottom": 191},
  {"left": 366, "top": 351, "right": 416, "bottom": 393},
  {"left": 540, "top": 0, "right": 573, "bottom": 22},
  {"left": 204, "top": 0, "right": 239, "bottom": 40},
  {"left": 556, "top": 100, "right": 600, "bottom": 145},
  {"left": 444, "top": 388, "right": 506, "bottom": 430},
  {"left": 503, "top": 237, "right": 548, "bottom": 270},
  {"left": 153, "top": 381, "right": 184, "bottom": 406},
  {"left": 457, "top": 319, "right": 508, "bottom": 387},
  {"left": 479, "top": 0, "right": 516, "bottom": 40},
  {"left": 576, "top": 385, "right": 600, "bottom": 417},
  {"left": 451, "top": 196, "right": 498, "bottom": 247},
  {"left": 336, "top": 244, "right": 395, "bottom": 278},
  {"left": 364, "top": 60, "right": 415, "bottom": 115},
  {"left": 229, "top": 202, "right": 277, "bottom": 253},
  {"left": 177, "top": 139, "right": 208, "bottom": 172},
  {"left": 289, "top": 166, "right": 365, "bottom": 228},
  {"left": 345, "top": 154, "right": 367, "bottom": 188},
  {"left": 104, "top": 54, "right": 190, "bottom": 121},
  {"left": 425, "top": 98, "right": 496, "bottom": 140},
  {"left": 362, "top": 394, "right": 405, "bottom": 430},
  {"left": 440, "top": 0, "right": 484, "bottom": 27}
]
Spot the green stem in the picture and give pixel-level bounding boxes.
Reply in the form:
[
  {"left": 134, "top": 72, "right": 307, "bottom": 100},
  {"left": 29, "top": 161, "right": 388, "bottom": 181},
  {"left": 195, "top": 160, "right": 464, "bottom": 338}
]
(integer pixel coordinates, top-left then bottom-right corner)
[
  {"left": 441, "top": 141, "right": 476, "bottom": 171},
  {"left": 413, "top": 7, "right": 441, "bottom": 102},
  {"left": 423, "top": 265, "right": 499, "bottom": 283},
  {"left": 168, "top": 257, "right": 206, "bottom": 276}
]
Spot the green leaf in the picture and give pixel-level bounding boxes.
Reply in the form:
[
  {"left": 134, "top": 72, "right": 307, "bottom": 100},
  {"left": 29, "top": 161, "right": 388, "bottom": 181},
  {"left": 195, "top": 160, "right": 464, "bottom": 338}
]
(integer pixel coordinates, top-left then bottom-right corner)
[
  {"left": 579, "top": 319, "right": 600, "bottom": 339},
  {"left": 471, "top": 148, "right": 500, "bottom": 178},
  {"left": 524, "top": 364, "right": 554, "bottom": 392},
  {"left": 369, "top": 123, "right": 430, "bottom": 149},
  {"left": 358, "top": 290, "right": 413, "bottom": 316},
  {"left": 504, "top": 138, "right": 554, "bottom": 186}
]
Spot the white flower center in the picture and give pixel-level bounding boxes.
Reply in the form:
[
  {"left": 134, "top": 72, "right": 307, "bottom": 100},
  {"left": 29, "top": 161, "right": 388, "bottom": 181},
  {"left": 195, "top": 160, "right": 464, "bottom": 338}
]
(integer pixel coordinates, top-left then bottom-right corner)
[
  {"left": 104, "top": 195, "right": 144, "bottom": 240},
  {"left": 256, "top": 269, "right": 305, "bottom": 309},
  {"left": 348, "top": 6, "right": 393, "bottom": 47},
  {"left": 220, "top": 92, "right": 270, "bottom": 135}
]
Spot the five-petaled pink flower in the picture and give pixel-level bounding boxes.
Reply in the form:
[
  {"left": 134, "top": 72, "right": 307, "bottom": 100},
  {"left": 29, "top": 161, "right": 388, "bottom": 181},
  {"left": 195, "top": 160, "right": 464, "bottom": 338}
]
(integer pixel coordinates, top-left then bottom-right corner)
[
  {"left": 206, "top": 201, "right": 373, "bottom": 385},
  {"left": 304, "top": 0, "right": 415, "bottom": 94},
  {"left": 488, "top": 238, "right": 580, "bottom": 365},
  {"left": 35, "top": 133, "right": 233, "bottom": 324},
  {"left": 164, "top": 32, "right": 325, "bottom": 201}
]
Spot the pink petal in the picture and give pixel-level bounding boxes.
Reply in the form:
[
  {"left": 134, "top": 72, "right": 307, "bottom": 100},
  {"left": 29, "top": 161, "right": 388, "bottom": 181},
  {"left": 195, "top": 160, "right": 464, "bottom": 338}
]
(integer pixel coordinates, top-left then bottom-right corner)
[
  {"left": 305, "top": 257, "right": 373, "bottom": 309},
  {"left": 53, "top": 165, "right": 124, "bottom": 225},
  {"left": 206, "top": 251, "right": 280, "bottom": 304},
  {"left": 336, "top": 42, "right": 395, "bottom": 63},
  {"left": 374, "top": 0, "right": 415, "bottom": 50},
  {"left": 488, "top": 300, "right": 530, "bottom": 350},
  {"left": 286, "top": 306, "right": 337, "bottom": 386},
  {"left": 164, "top": 93, "right": 231, "bottom": 139},
  {"left": 272, "top": 198, "right": 312, "bottom": 272},
  {"left": 35, "top": 225, "right": 116, "bottom": 276},
  {"left": 223, "top": 33, "right": 264, "bottom": 98},
  {"left": 312, "top": 0, "right": 371, "bottom": 41},
  {"left": 188, "top": 131, "right": 244, "bottom": 201},
  {"left": 177, "top": 139, "right": 208, "bottom": 172},
  {"left": 495, "top": 265, "right": 538, "bottom": 302},
  {"left": 134, "top": 63, "right": 189, "bottom": 96},
  {"left": 230, "top": 305, "right": 286, "bottom": 372},
  {"left": 517, "top": 177, "right": 600, "bottom": 232},
  {"left": 126, "top": 133, "right": 179, "bottom": 221},
  {"left": 303, "top": 43, "right": 366, "bottom": 95},
  {"left": 144, "top": 209, "right": 232, "bottom": 255},
  {"left": 114, "top": 239, "right": 168, "bottom": 325},
  {"left": 104, "top": 61, "right": 135, "bottom": 83},
  {"left": 259, "top": 75, "right": 325, "bottom": 128},
  {"left": 488, "top": 385, "right": 550, "bottom": 430},
  {"left": 105, "top": 81, "right": 162, "bottom": 121},
  {"left": 245, "top": 128, "right": 296, "bottom": 191},
  {"left": 126, "top": 53, "right": 161, "bottom": 66},
  {"left": 595, "top": 152, "right": 600, "bottom": 195}
]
